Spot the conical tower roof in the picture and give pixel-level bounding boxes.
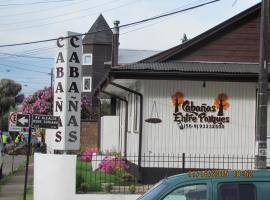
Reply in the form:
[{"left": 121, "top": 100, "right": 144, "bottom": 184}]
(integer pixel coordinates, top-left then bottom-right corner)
[{"left": 83, "top": 14, "right": 113, "bottom": 45}]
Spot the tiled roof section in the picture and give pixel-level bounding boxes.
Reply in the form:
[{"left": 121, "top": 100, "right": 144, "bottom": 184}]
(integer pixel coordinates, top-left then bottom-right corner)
[
  {"left": 83, "top": 14, "right": 113, "bottom": 45},
  {"left": 112, "top": 62, "right": 266, "bottom": 74}
]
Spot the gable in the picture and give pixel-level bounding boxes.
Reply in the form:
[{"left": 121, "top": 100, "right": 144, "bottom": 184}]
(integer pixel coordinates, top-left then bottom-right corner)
[
  {"left": 142, "top": 3, "right": 266, "bottom": 63},
  {"left": 169, "top": 11, "right": 260, "bottom": 63}
]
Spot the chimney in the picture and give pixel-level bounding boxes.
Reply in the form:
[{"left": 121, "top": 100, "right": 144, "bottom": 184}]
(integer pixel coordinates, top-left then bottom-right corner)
[{"left": 111, "top": 20, "right": 120, "bottom": 67}]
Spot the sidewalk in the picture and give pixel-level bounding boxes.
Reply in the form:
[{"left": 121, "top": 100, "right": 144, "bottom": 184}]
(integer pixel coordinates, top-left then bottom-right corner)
[{"left": 0, "top": 161, "right": 33, "bottom": 200}]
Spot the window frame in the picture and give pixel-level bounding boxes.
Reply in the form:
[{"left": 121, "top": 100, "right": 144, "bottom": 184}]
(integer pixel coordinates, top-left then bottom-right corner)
[
  {"left": 218, "top": 183, "right": 257, "bottom": 200},
  {"left": 127, "top": 93, "right": 133, "bottom": 132},
  {"left": 82, "top": 76, "right": 92, "bottom": 92},
  {"left": 161, "top": 183, "right": 208, "bottom": 200},
  {"left": 82, "top": 53, "right": 93, "bottom": 65},
  {"left": 133, "top": 94, "right": 140, "bottom": 133}
]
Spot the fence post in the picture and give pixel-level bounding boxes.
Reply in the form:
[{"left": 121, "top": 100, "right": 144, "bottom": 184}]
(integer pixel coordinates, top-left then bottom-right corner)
[{"left": 182, "top": 153, "right": 185, "bottom": 172}]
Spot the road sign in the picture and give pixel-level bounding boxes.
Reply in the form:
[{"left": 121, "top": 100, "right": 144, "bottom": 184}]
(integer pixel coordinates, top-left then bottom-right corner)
[
  {"left": 9, "top": 112, "right": 22, "bottom": 132},
  {"left": 31, "top": 114, "right": 59, "bottom": 129},
  {"left": 16, "top": 114, "right": 30, "bottom": 128}
]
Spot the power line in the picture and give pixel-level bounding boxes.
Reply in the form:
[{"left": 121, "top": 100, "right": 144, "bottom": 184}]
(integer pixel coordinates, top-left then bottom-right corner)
[
  {"left": 0, "top": 0, "right": 74, "bottom": 7},
  {"left": 0, "top": 0, "right": 90, "bottom": 17},
  {"left": 0, "top": 63, "right": 51, "bottom": 74},
  {"left": 0, "top": 0, "right": 221, "bottom": 48},
  {"left": 2, "top": 60, "right": 52, "bottom": 69},
  {"left": 0, "top": 0, "right": 138, "bottom": 31},
  {"left": 0, "top": 0, "right": 121, "bottom": 26},
  {"left": 121, "top": 0, "right": 208, "bottom": 35},
  {"left": 0, "top": 52, "right": 53, "bottom": 59}
]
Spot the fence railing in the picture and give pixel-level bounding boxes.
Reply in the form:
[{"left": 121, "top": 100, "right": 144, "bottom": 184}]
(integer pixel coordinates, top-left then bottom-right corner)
[{"left": 76, "top": 152, "right": 269, "bottom": 194}]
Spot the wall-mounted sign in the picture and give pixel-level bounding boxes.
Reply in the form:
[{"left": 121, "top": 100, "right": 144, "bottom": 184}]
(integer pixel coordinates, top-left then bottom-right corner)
[
  {"left": 51, "top": 32, "right": 82, "bottom": 150},
  {"left": 171, "top": 92, "right": 230, "bottom": 130}
]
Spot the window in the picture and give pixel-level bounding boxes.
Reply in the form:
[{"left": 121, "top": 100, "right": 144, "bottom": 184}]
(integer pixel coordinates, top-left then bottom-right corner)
[
  {"left": 133, "top": 95, "right": 140, "bottom": 132},
  {"left": 82, "top": 76, "right": 92, "bottom": 92},
  {"left": 219, "top": 183, "right": 256, "bottom": 200},
  {"left": 163, "top": 184, "right": 207, "bottom": 200},
  {"left": 82, "top": 53, "right": 92, "bottom": 65},
  {"left": 128, "top": 93, "right": 133, "bottom": 132}
]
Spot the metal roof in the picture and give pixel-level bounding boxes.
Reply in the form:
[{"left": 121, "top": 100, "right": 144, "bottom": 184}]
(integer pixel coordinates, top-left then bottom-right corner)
[{"left": 112, "top": 62, "right": 266, "bottom": 74}]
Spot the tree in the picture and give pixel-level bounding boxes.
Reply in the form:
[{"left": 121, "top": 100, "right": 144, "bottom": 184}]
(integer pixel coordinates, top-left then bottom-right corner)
[
  {"left": 0, "top": 79, "right": 24, "bottom": 130},
  {"left": 81, "top": 95, "right": 111, "bottom": 120},
  {"left": 19, "top": 87, "right": 52, "bottom": 115},
  {"left": 181, "top": 33, "right": 188, "bottom": 44}
]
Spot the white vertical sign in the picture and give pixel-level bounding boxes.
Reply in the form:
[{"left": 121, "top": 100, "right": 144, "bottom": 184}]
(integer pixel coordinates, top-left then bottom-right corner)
[{"left": 52, "top": 32, "right": 82, "bottom": 150}]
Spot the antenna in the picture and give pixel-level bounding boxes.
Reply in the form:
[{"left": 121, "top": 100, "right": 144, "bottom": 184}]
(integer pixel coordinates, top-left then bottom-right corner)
[{"left": 232, "top": 0, "right": 238, "bottom": 7}]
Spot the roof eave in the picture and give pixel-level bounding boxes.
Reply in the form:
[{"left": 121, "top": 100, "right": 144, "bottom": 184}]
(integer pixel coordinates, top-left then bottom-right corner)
[{"left": 109, "top": 70, "right": 259, "bottom": 82}]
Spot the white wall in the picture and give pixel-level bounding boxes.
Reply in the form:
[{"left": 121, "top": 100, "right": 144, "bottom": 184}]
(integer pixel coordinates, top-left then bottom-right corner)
[
  {"left": 100, "top": 116, "right": 120, "bottom": 152},
  {"left": 34, "top": 153, "right": 140, "bottom": 200},
  {"left": 141, "top": 80, "right": 257, "bottom": 158}
]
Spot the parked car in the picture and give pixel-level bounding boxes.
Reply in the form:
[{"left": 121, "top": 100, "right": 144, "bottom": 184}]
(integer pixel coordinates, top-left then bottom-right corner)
[{"left": 138, "top": 170, "right": 270, "bottom": 200}]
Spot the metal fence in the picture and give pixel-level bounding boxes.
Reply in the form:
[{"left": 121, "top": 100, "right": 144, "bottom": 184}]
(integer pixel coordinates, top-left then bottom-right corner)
[{"left": 76, "top": 152, "right": 269, "bottom": 194}]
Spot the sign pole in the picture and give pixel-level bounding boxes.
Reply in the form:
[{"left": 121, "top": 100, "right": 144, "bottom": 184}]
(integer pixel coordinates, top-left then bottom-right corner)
[{"left": 23, "top": 127, "right": 32, "bottom": 200}]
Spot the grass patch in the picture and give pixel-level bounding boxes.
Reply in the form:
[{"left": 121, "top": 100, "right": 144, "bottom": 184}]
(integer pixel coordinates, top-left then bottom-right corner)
[
  {"left": 18, "top": 186, "right": 33, "bottom": 200},
  {"left": 0, "top": 157, "right": 27, "bottom": 192},
  {"left": 76, "top": 159, "right": 139, "bottom": 193}
]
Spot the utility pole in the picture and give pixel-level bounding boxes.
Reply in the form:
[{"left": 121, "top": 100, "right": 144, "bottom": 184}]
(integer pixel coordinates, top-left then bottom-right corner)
[
  {"left": 256, "top": 0, "right": 269, "bottom": 169},
  {"left": 50, "top": 68, "right": 53, "bottom": 114}
]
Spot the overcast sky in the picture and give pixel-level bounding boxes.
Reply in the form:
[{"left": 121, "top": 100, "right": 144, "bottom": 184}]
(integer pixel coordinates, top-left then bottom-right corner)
[{"left": 0, "top": 0, "right": 261, "bottom": 96}]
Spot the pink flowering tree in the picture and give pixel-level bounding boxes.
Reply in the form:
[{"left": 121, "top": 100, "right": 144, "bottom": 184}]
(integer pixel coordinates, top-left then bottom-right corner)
[{"left": 19, "top": 87, "right": 53, "bottom": 115}]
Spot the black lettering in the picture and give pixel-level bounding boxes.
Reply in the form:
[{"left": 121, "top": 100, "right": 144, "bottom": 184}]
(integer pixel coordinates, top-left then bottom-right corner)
[
  {"left": 68, "top": 131, "right": 77, "bottom": 142},
  {"left": 55, "top": 82, "right": 64, "bottom": 93},
  {"left": 55, "top": 101, "right": 63, "bottom": 112},
  {"left": 70, "top": 36, "right": 80, "bottom": 48},
  {"left": 68, "top": 82, "right": 79, "bottom": 93},
  {"left": 67, "top": 116, "right": 78, "bottom": 127},
  {"left": 57, "top": 37, "right": 64, "bottom": 48},
  {"left": 56, "top": 67, "right": 64, "bottom": 78},
  {"left": 56, "top": 52, "right": 65, "bottom": 63},
  {"left": 58, "top": 117, "right": 63, "bottom": 127},
  {"left": 55, "top": 131, "right": 62, "bottom": 142},
  {"left": 68, "top": 101, "right": 78, "bottom": 111},
  {"left": 69, "top": 52, "right": 80, "bottom": 63},
  {"left": 69, "top": 67, "right": 79, "bottom": 77}
]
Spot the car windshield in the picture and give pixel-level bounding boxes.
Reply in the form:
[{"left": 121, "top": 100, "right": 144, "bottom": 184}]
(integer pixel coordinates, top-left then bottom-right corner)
[{"left": 137, "top": 180, "right": 168, "bottom": 200}]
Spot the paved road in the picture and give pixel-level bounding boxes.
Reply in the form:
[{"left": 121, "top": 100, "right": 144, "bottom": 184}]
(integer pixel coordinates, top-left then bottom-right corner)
[{"left": 2, "top": 154, "right": 26, "bottom": 176}]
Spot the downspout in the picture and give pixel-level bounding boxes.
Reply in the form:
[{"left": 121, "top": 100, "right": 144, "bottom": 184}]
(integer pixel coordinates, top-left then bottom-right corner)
[
  {"left": 101, "top": 91, "right": 128, "bottom": 157},
  {"left": 110, "top": 82, "right": 143, "bottom": 173}
]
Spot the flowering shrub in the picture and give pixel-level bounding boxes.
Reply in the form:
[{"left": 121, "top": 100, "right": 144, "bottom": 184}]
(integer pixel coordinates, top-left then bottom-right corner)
[
  {"left": 80, "top": 148, "right": 97, "bottom": 161},
  {"left": 98, "top": 156, "right": 128, "bottom": 172}
]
